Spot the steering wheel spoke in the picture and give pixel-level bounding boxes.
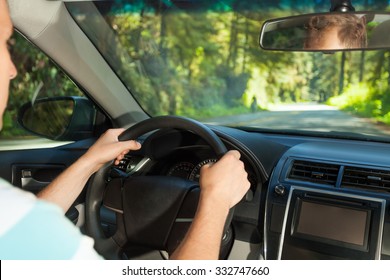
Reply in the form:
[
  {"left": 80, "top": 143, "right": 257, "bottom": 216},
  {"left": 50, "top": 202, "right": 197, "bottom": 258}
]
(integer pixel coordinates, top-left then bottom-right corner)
[{"left": 121, "top": 176, "right": 199, "bottom": 249}]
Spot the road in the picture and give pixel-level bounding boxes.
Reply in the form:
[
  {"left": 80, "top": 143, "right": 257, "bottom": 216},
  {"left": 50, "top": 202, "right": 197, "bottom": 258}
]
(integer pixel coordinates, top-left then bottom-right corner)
[
  {"left": 204, "top": 103, "right": 390, "bottom": 137},
  {"left": 2, "top": 104, "right": 390, "bottom": 150}
]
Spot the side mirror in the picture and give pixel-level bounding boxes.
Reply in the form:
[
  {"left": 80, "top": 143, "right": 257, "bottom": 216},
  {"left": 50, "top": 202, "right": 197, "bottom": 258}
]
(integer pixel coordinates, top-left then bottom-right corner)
[{"left": 18, "top": 97, "right": 98, "bottom": 141}]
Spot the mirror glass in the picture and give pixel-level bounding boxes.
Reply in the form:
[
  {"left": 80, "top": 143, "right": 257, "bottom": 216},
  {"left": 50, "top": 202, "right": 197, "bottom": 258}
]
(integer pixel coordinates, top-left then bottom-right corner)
[
  {"left": 20, "top": 99, "right": 74, "bottom": 139},
  {"left": 260, "top": 12, "right": 390, "bottom": 51}
]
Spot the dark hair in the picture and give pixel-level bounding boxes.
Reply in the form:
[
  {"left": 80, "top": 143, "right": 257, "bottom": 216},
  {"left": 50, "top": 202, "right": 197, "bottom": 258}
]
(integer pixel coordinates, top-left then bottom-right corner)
[{"left": 304, "top": 14, "right": 367, "bottom": 49}]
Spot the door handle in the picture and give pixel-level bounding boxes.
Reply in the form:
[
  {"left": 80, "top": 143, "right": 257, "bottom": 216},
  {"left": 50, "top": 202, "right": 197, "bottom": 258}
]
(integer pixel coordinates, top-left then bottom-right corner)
[{"left": 21, "top": 169, "right": 50, "bottom": 192}]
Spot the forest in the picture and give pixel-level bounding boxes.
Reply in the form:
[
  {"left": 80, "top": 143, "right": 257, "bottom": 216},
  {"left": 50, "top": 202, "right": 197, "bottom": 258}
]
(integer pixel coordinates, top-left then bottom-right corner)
[{"left": 3, "top": 0, "right": 390, "bottom": 139}]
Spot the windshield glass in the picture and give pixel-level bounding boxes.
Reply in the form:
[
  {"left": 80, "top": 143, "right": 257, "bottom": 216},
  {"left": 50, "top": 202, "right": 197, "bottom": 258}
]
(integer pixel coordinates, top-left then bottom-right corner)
[{"left": 66, "top": 0, "right": 390, "bottom": 141}]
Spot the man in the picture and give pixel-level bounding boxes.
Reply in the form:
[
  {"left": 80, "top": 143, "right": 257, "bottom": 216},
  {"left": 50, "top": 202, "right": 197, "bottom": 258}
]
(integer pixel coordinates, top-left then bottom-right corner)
[
  {"left": 304, "top": 14, "right": 367, "bottom": 50},
  {"left": 0, "top": 0, "right": 250, "bottom": 260}
]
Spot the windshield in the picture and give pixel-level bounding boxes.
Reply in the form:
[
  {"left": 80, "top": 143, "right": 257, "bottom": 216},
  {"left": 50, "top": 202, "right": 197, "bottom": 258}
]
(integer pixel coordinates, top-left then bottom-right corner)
[{"left": 66, "top": 0, "right": 390, "bottom": 141}]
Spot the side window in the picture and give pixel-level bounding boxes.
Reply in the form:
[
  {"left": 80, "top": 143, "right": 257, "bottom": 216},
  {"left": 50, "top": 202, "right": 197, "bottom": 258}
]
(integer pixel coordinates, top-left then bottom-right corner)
[{"left": 0, "top": 32, "right": 85, "bottom": 142}]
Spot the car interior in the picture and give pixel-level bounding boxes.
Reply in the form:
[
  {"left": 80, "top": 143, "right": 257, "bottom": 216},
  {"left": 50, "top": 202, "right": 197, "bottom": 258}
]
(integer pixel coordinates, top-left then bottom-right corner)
[{"left": 2, "top": 0, "right": 390, "bottom": 260}]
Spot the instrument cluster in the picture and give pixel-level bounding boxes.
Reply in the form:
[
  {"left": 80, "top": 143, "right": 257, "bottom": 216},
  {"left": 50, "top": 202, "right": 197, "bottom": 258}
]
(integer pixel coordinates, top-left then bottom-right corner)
[{"left": 167, "top": 158, "right": 217, "bottom": 181}]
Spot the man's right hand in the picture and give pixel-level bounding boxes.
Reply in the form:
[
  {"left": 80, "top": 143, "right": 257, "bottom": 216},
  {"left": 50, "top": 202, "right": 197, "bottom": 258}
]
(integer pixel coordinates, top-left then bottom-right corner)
[{"left": 199, "top": 150, "right": 250, "bottom": 211}]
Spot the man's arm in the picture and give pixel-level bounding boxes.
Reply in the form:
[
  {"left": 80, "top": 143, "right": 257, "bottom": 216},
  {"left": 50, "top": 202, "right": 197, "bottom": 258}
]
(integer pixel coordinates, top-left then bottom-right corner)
[
  {"left": 170, "top": 150, "right": 250, "bottom": 260},
  {"left": 37, "top": 128, "right": 141, "bottom": 213}
]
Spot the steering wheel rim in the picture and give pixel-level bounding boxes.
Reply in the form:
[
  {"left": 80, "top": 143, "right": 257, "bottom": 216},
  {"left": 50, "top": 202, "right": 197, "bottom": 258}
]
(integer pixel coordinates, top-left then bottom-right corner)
[
  {"left": 85, "top": 115, "right": 234, "bottom": 259},
  {"left": 118, "top": 116, "right": 227, "bottom": 157}
]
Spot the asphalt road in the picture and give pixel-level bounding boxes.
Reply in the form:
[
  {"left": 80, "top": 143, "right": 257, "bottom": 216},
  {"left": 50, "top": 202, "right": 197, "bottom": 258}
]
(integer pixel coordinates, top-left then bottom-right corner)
[{"left": 204, "top": 103, "right": 390, "bottom": 137}]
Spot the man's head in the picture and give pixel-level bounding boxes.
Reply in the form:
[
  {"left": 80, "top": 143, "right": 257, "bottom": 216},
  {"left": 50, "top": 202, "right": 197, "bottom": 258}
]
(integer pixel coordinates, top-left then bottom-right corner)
[
  {"left": 304, "top": 14, "right": 367, "bottom": 50},
  {"left": 0, "top": 0, "right": 17, "bottom": 131}
]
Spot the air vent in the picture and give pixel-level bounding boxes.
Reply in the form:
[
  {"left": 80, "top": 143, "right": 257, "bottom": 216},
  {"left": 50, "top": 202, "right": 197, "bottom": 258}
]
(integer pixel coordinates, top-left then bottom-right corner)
[
  {"left": 288, "top": 160, "right": 339, "bottom": 185},
  {"left": 342, "top": 166, "right": 390, "bottom": 193}
]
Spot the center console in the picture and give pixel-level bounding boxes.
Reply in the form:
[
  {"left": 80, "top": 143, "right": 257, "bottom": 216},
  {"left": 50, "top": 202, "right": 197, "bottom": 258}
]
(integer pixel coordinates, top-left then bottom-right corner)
[
  {"left": 264, "top": 142, "right": 390, "bottom": 260},
  {"left": 274, "top": 187, "right": 385, "bottom": 259}
]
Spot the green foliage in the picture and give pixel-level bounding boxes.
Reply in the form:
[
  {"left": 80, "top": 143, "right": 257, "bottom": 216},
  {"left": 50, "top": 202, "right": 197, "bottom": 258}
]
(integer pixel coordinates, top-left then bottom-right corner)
[
  {"left": 182, "top": 103, "right": 250, "bottom": 120},
  {"left": 57, "top": 2, "right": 390, "bottom": 126},
  {"left": 7, "top": 0, "right": 390, "bottom": 139},
  {"left": 326, "top": 50, "right": 390, "bottom": 126},
  {"left": 106, "top": 7, "right": 339, "bottom": 118},
  {"left": 328, "top": 83, "right": 374, "bottom": 116},
  {"left": 328, "top": 80, "right": 390, "bottom": 125},
  {"left": 1, "top": 32, "right": 84, "bottom": 139}
]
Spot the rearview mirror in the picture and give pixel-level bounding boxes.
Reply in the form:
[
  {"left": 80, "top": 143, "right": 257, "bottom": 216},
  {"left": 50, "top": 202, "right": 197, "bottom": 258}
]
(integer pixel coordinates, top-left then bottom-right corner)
[{"left": 260, "top": 12, "right": 390, "bottom": 52}]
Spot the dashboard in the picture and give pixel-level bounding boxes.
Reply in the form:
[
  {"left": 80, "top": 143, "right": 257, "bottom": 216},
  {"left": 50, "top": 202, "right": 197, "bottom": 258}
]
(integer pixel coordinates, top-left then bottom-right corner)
[{"left": 109, "top": 125, "right": 390, "bottom": 260}]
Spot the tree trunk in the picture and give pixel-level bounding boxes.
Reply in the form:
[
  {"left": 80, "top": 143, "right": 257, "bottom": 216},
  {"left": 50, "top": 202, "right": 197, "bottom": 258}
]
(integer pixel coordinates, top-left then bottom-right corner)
[
  {"left": 373, "top": 51, "right": 385, "bottom": 80},
  {"left": 227, "top": 13, "right": 238, "bottom": 70},
  {"left": 159, "top": 12, "right": 167, "bottom": 65},
  {"left": 135, "top": 8, "right": 145, "bottom": 53},
  {"left": 242, "top": 17, "right": 249, "bottom": 74},
  {"left": 387, "top": 51, "right": 390, "bottom": 86},
  {"left": 359, "top": 51, "right": 365, "bottom": 82},
  {"left": 339, "top": 52, "right": 346, "bottom": 94}
]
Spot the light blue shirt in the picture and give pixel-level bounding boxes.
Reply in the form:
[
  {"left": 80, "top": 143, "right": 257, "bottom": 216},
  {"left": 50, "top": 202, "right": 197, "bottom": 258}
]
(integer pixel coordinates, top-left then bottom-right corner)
[{"left": 0, "top": 178, "right": 102, "bottom": 259}]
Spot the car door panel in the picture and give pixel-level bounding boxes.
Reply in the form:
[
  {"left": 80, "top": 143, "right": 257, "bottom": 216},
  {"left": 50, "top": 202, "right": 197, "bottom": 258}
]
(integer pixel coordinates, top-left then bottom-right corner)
[
  {"left": 0, "top": 139, "right": 96, "bottom": 223},
  {"left": 0, "top": 146, "right": 83, "bottom": 187}
]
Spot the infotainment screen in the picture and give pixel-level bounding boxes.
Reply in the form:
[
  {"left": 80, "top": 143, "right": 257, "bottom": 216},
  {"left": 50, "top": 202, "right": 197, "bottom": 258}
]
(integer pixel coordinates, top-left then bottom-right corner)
[
  {"left": 280, "top": 189, "right": 384, "bottom": 259},
  {"left": 294, "top": 200, "right": 369, "bottom": 247}
]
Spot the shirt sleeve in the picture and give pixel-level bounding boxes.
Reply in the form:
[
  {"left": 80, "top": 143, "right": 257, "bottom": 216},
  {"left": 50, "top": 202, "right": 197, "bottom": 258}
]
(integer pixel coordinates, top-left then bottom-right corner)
[{"left": 0, "top": 179, "right": 103, "bottom": 260}]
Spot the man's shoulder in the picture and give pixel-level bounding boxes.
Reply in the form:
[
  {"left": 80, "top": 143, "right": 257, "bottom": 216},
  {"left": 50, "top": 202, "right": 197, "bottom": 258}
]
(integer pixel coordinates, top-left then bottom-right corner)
[
  {"left": 0, "top": 178, "right": 38, "bottom": 236},
  {"left": 0, "top": 178, "right": 102, "bottom": 259}
]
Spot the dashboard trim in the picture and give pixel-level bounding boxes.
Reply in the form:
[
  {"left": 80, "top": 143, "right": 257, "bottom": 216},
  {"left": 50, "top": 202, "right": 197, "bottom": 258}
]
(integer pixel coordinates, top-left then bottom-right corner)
[{"left": 128, "top": 157, "right": 152, "bottom": 174}]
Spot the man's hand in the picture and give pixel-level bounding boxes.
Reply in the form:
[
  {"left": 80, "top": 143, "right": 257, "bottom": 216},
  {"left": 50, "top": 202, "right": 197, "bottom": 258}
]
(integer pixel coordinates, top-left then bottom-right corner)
[
  {"left": 199, "top": 150, "right": 250, "bottom": 210},
  {"left": 170, "top": 150, "right": 250, "bottom": 260},
  {"left": 83, "top": 128, "right": 141, "bottom": 173}
]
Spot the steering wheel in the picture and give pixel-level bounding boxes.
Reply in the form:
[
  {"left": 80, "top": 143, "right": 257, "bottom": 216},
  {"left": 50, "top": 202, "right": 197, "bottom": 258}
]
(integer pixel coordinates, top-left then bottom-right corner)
[{"left": 85, "top": 116, "right": 235, "bottom": 259}]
